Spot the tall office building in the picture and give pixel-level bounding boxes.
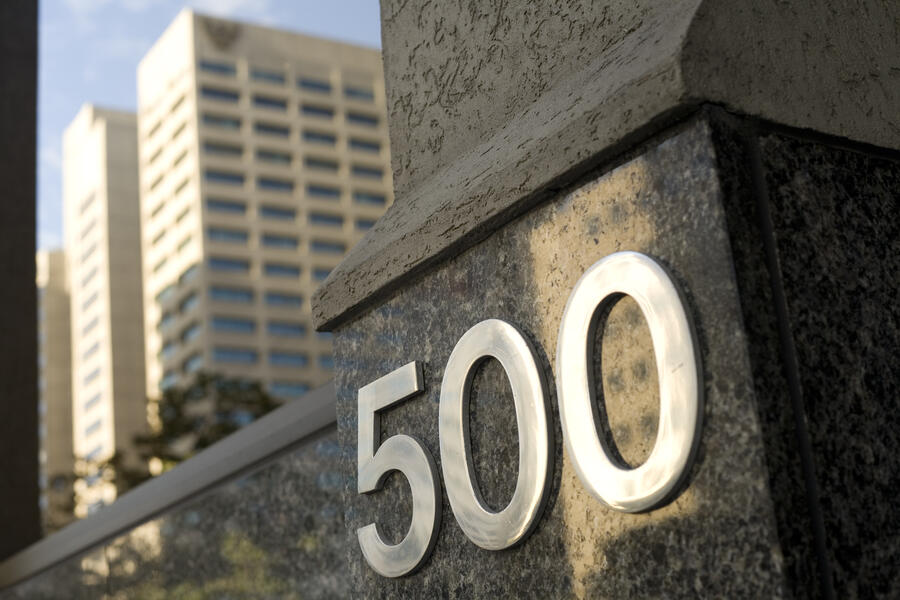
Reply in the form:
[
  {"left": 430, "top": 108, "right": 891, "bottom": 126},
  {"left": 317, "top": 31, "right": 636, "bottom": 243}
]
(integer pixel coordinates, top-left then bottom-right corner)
[
  {"left": 137, "top": 11, "right": 392, "bottom": 400},
  {"left": 62, "top": 105, "right": 146, "bottom": 517},
  {"left": 36, "top": 250, "right": 75, "bottom": 532}
]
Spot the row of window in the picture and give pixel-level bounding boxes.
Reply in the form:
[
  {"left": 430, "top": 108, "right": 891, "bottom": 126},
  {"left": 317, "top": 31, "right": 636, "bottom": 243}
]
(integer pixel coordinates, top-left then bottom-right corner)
[
  {"left": 159, "top": 370, "right": 311, "bottom": 400},
  {"left": 202, "top": 141, "right": 384, "bottom": 177},
  {"left": 205, "top": 197, "right": 374, "bottom": 229},
  {"left": 200, "top": 86, "right": 380, "bottom": 123},
  {"left": 198, "top": 60, "right": 375, "bottom": 102},
  {"left": 206, "top": 257, "right": 332, "bottom": 281},
  {"left": 207, "top": 346, "right": 333, "bottom": 368},
  {"left": 206, "top": 228, "right": 346, "bottom": 253},
  {"left": 203, "top": 170, "right": 386, "bottom": 204},
  {"left": 201, "top": 113, "right": 382, "bottom": 153}
]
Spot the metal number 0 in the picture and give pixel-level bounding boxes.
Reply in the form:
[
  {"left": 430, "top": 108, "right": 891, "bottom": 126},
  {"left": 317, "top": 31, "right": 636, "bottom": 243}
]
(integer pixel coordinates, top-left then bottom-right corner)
[
  {"left": 556, "top": 251, "right": 702, "bottom": 512},
  {"left": 439, "top": 319, "right": 552, "bottom": 550},
  {"left": 357, "top": 361, "right": 440, "bottom": 577}
]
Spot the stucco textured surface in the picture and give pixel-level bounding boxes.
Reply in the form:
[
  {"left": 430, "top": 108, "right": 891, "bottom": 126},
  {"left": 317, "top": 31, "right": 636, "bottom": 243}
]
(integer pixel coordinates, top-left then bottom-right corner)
[
  {"left": 331, "top": 118, "right": 790, "bottom": 598},
  {"left": 313, "top": 0, "right": 900, "bottom": 330}
]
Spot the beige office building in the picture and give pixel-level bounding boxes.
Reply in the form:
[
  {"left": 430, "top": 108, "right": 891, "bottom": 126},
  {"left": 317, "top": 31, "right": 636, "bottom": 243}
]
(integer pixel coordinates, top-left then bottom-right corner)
[
  {"left": 63, "top": 105, "right": 147, "bottom": 517},
  {"left": 36, "top": 250, "right": 75, "bottom": 532},
  {"left": 137, "top": 11, "right": 392, "bottom": 400}
]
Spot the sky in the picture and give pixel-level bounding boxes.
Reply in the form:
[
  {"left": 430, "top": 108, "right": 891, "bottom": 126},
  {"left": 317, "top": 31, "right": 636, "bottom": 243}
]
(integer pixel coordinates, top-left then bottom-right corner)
[{"left": 37, "top": 0, "right": 383, "bottom": 250}]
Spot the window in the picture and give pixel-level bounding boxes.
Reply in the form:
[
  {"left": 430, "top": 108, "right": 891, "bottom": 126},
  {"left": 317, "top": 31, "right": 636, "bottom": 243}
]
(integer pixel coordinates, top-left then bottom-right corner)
[
  {"left": 152, "top": 230, "right": 166, "bottom": 245},
  {"left": 265, "top": 292, "right": 302, "bottom": 307},
  {"left": 207, "top": 198, "right": 246, "bottom": 215},
  {"left": 264, "top": 263, "right": 300, "bottom": 278},
  {"left": 309, "top": 212, "right": 343, "bottom": 227},
  {"left": 179, "top": 264, "right": 199, "bottom": 285},
  {"left": 307, "top": 184, "right": 340, "bottom": 199},
  {"left": 356, "top": 218, "right": 376, "bottom": 230},
  {"left": 269, "top": 351, "right": 308, "bottom": 367},
  {"left": 261, "top": 233, "right": 299, "bottom": 249},
  {"left": 84, "top": 392, "right": 102, "bottom": 412},
  {"left": 209, "top": 286, "right": 253, "bottom": 303},
  {"left": 207, "top": 227, "right": 249, "bottom": 244},
  {"left": 318, "top": 355, "right": 335, "bottom": 369},
  {"left": 171, "top": 94, "right": 186, "bottom": 113},
  {"left": 176, "top": 207, "right": 191, "bottom": 223},
  {"left": 81, "top": 291, "right": 99, "bottom": 311},
  {"left": 313, "top": 267, "right": 331, "bottom": 281},
  {"left": 84, "top": 419, "right": 103, "bottom": 437},
  {"left": 257, "top": 177, "right": 294, "bottom": 192},
  {"left": 176, "top": 322, "right": 200, "bottom": 345},
  {"left": 344, "top": 85, "right": 374, "bottom": 101},
  {"left": 259, "top": 205, "right": 296, "bottom": 220},
  {"left": 83, "top": 367, "right": 101, "bottom": 386},
  {"left": 160, "top": 371, "right": 177, "bottom": 391},
  {"left": 147, "top": 120, "right": 162, "bottom": 139},
  {"left": 149, "top": 147, "right": 163, "bottom": 164},
  {"left": 298, "top": 77, "right": 331, "bottom": 93},
  {"left": 81, "top": 266, "right": 98, "bottom": 288},
  {"left": 173, "top": 150, "right": 188, "bottom": 167},
  {"left": 353, "top": 191, "right": 386, "bottom": 205},
  {"left": 253, "top": 95, "right": 287, "bottom": 110},
  {"left": 267, "top": 321, "right": 306, "bottom": 337},
  {"left": 200, "top": 86, "right": 239, "bottom": 102},
  {"left": 151, "top": 202, "right": 166, "bottom": 219},
  {"left": 347, "top": 112, "right": 379, "bottom": 127},
  {"left": 156, "top": 285, "right": 176, "bottom": 304},
  {"left": 160, "top": 341, "right": 176, "bottom": 360},
  {"left": 208, "top": 257, "right": 250, "bottom": 272},
  {"left": 82, "top": 316, "right": 99, "bottom": 336},
  {"left": 251, "top": 68, "right": 285, "bottom": 85},
  {"left": 153, "top": 257, "right": 167, "bottom": 274},
  {"left": 256, "top": 149, "right": 291, "bottom": 164},
  {"left": 177, "top": 235, "right": 192, "bottom": 252},
  {"left": 255, "top": 122, "right": 290, "bottom": 137},
  {"left": 171, "top": 122, "right": 186, "bottom": 141},
  {"left": 158, "top": 312, "right": 175, "bottom": 331},
  {"left": 202, "top": 114, "right": 241, "bottom": 130},
  {"left": 317, "top": 331, "right": 333, "bottom": 341},
  {"left": 213, "top": 347, "right": 258, "bottom": 364},
  {"left": 199, "top": 59, "right": 236, "bottom": 76},
  {"left": 80, "top": 192, "right": 96, "bottom": 215},
  {"left": 149, "top": 174, "right": 164, "bottom": 192},
  {"left": 352, "top": 164, "right": 383, "bottom": 179},
  {"left": 310, "top": 239, "right": 346, "bottom": 254},
  {"left": 302, "top": 130, "right": 336, "bottom": 145},
  {"left": 203, "top": 141, "right": 242, "bottom": 157},
  {"left": 212, "top": 316, "right": 256, "bottom": 334},
  {"left": 179, "top": 292, "right": 199, "bottom": 313},
  {"left": 205, "top": 170, "right": 245, "bottom": 186},
  {"left": 183, "top": 353, "right": 203, "bottom": 373},
  {"left": 82, "top": 341, "right": 100, "bottom": 361},
  {"left": 269, "top": 381, "right": 310, "bottom": 399},
  {"left": 304, "top": 156, "right": 338, "bottom": 171},
  {"left": 301, "top": 104, "right": 334, "bottom": 119},
  {"left": 175, "top": 178, "right": 190, "bottom": 195},
  {"left": 81, "top": 243, "right": 97, "bottom": 263},
  {"left": 85, "top": 445, "right": 104, "bottom": 461},
  {"left": 80, "top": 219, "right": 97, "bottom": 240},
  {"left": 349, "top": 138, "right": 380, "bottom": 153}
]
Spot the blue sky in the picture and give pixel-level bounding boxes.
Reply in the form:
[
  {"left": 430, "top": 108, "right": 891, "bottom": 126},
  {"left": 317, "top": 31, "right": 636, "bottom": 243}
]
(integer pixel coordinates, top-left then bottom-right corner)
[{"left": 38, "top": 0, "right": 382, "bottom": 249}]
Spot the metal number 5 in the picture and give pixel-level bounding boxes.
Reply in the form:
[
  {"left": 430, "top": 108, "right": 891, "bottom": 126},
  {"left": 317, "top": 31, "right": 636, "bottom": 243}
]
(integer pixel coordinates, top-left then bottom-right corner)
[{"left": 357, "top": 361, "right": 441, "bottom": 578}]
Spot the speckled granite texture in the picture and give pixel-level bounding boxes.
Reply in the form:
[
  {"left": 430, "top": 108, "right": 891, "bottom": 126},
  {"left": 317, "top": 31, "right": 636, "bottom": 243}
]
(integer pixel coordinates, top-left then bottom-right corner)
[
  {"left": 332, "top": 117, "right": 791, "bottom": 598},
  {"left": 0, "top": 428, "right": 348, "bottom": 600}
]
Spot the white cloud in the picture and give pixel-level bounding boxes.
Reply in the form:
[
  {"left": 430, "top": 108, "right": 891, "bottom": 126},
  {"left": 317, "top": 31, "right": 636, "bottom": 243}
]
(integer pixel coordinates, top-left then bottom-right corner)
[
  {"left": 39, "top": 142, "right": 62, "bottom": 172},
  {"left": 187, "top": 0, "right": 272, "bottom": 19}
]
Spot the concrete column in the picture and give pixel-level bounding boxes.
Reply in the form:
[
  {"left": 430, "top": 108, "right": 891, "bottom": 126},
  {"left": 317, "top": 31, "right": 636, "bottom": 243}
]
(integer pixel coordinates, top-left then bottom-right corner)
[
  {"left": 0, "top": 0, "right": 40, "bottom": 560},
  {"left": 314, "top": 2, "right": 900, "bottom": 597}
]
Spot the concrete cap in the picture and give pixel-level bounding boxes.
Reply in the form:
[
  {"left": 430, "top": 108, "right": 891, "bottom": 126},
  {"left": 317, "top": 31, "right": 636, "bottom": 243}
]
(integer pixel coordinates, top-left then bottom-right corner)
[{"left": 313, "top": 0, "right": 900, "bottom": 330}]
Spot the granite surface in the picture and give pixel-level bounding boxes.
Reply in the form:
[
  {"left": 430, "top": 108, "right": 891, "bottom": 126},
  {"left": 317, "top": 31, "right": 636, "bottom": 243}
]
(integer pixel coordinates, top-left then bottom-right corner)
[
  {"left": 313, "top": 0, "right": 900, "bottom": 330},
  {"left": 332, "top": 117, "right": 790, "bottom": 598},
  {"left": 758, "top": 133, "right": 900, "bottom": 598},
  {"left": 0, "top": 428, "right": 348, "bottom": 599}
]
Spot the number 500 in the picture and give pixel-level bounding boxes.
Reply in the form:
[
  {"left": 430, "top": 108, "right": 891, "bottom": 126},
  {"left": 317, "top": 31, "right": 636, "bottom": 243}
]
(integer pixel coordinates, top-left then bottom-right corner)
[{"left": 355, "top": 252, "right": 702, "bottom": 578}]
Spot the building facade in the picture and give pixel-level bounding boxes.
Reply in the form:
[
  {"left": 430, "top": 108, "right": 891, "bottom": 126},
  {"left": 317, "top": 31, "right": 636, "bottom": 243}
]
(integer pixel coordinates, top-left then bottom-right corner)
[
  {"left": 137, "top": 10, "right": 392, "bottom": 401},
  {"left": 62, "top": 105, "right": 146, "bottom": 517},
  {"left": 35, "top": 250, "right": 74, "bottom": 533}
]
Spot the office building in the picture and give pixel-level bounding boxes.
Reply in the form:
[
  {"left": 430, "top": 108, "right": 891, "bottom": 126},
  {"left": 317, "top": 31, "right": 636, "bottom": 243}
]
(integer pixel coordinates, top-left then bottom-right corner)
[
  {"left": 36, "top": 250, "right": 74, "bottom": 532},
  {"left": 62, "top": 105, "right": 146, "bottom": 517},
  {"left": 137, "top": 10, "right": 393, "bottom": 399}
]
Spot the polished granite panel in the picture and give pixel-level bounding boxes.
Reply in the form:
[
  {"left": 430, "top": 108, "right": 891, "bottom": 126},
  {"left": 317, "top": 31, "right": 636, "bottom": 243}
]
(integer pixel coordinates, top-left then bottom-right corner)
[
  {"left": 1, "top": 427, "right": 347, "bottom": 599},
  {"left": 760, "top": 134, "right": 900, "bottom": 598},
  {"left": 333, "top": 117, "right": 789, "bottom": 598}
]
